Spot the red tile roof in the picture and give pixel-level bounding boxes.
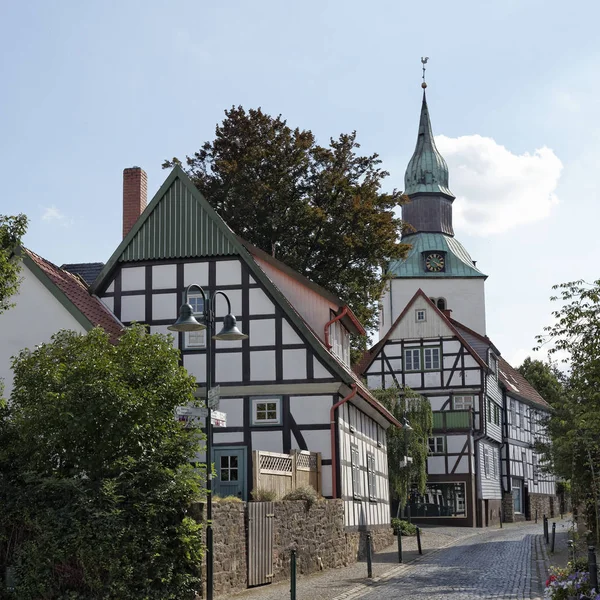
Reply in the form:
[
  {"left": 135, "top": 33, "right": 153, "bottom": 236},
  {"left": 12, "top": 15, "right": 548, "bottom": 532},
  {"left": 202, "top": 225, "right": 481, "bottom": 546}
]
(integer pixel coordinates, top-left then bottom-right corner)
[
  {"left": 498, "top": 357, "right": 551, "bottom": 410},
  {"left": 24, "top": 249, "right": 123, "bottom": 341}
]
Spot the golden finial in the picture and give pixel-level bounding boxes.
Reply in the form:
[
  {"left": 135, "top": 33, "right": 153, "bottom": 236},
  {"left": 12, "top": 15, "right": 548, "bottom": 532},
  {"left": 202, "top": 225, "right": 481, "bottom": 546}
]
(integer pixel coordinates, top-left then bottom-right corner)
[{"left": 421, "top": 57, "right": 429, "bottom": 88}]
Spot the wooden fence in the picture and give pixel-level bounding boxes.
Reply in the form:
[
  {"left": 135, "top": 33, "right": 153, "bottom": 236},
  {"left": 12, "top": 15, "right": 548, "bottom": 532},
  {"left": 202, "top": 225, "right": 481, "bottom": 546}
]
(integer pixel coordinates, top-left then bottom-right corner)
[{"left": 252, "top": 450, "right": 322, "bottom": 498}]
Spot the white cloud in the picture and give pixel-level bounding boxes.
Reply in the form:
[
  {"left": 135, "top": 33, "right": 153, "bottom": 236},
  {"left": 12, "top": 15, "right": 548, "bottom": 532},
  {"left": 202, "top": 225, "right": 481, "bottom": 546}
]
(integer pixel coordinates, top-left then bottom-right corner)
[
  {"left": 435, "top": 134, "right": 563, "bottom": 235},
  {"left": 41, "top": 206, "right": 73, "bottom": 227}
]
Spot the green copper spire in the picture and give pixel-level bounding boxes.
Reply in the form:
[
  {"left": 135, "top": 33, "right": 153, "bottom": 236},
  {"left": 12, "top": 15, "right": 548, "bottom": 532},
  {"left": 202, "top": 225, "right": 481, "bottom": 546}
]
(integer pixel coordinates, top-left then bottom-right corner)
[{"left": 404, "top": 92, "right": 454, "bottom": 198}]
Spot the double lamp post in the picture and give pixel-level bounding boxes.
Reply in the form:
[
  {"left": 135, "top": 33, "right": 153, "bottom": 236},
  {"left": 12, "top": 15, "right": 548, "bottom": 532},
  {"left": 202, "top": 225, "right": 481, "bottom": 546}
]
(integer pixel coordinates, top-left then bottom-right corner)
[{"left": 168, "top": 284, "right": 248, "bottom": 600}]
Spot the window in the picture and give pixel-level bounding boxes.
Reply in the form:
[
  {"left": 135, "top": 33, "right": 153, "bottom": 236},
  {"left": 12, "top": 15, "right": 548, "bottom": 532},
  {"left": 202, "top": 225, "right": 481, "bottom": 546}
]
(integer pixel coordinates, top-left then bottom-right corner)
[
  {"left": 494, "top": 403, "right": 500, "bottom": 426},
  {"left": 486, "top": 399, "right": 492, "bottom": 423},
  {"left": 367, "top": 453, "right": 376, "bottom": 500},
  {"left": 415, "top": 309, "right": 426, "bottom": 322},
  {"left": 533, "top": 455, "right": 539, "bottom": 485},
  {"left": 424, "top": 347, "right": 440, "bottom": 370},
  {"left": 483, "top": 447, "right": 490, "bottom": 478},
  {"left": 428, "top": 436, "right": 445, "bottom": 454},
  {"left": 252, "top": 397, "right": 281, "bottom": 425},
  {"left": 522, "top": 451, "right": 527, "bottom": 480},
  {"left": 510, "top": 399, "right": 517, "bottom": 426},
  {"left": 436, "top": 298, "right": 446, "bottom": 311},
  {"left": 408, "top": 482, "right": 467, "bottom": 518},
  {"left": 350, "top": 444, "right": 361, "bottom": 499},
  {"left": 489, "top": 354, "right": 498, "bottom": 376},
  {"left": 184, "top": 292, "right": 206, "bottom": 348},
  {"left": 220, "top": 454, "right": 239, "bottom": 482},
  {"left": 454, "top": 395, "right": 474, "bottom": 410},
  {"left": 512, "top": 478, "right": 522, "bottom": 513},
  {"left": 331, "top": 319, "right": 351, "bottom": 366},
  {"left": 404, "top": 348, "right": 421, "bottom": 371}
]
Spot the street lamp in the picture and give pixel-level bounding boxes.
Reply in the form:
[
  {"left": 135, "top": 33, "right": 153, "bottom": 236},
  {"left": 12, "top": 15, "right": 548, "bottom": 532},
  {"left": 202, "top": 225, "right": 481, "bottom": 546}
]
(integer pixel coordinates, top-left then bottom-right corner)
[{"left": 169, "top": 283, "right": 248, "bottom": 600}]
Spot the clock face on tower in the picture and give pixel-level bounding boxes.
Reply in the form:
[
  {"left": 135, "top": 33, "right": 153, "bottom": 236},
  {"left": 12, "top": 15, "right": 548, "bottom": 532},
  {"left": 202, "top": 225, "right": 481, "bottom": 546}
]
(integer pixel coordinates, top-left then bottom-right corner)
[{"left": 425, "top": 252, "right": 445, "bottom": 272}]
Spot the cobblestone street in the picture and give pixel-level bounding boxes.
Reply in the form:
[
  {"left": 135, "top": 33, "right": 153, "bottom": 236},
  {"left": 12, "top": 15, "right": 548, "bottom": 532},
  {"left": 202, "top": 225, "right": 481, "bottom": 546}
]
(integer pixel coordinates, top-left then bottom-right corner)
[{"left": 337, "top": 522, "right": 547, "bottom": 600}]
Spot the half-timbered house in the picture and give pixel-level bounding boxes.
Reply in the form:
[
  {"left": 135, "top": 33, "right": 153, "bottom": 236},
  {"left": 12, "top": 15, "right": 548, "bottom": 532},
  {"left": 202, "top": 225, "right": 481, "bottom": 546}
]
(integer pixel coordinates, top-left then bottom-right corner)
[
  {"left": 86, "top": 165, "right": 400, "bottom": 531},
  {"left": 498, "top": 358, "right": 557, "bottom": 522}
]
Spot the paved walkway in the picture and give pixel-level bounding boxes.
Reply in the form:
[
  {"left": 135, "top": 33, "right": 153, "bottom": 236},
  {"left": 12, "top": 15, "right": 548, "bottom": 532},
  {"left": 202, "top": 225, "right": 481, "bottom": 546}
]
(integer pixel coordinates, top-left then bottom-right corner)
[{"left": 222, "top": 522, "right": 551, "bottom": 600}]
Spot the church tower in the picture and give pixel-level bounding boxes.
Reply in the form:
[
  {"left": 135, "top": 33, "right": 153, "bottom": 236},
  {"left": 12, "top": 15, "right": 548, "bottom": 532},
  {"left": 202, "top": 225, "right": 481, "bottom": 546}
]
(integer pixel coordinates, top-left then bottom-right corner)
[{"left": 379, "top": 84, "right": 488, "bottom": 336}]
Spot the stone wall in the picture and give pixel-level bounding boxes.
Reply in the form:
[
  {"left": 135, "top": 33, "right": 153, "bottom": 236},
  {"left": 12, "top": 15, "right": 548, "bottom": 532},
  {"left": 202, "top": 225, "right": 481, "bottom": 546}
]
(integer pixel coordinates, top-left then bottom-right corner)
[
  {"left": 193, "top": 499, "right": 394, "bottom": 598},
  {"left": 487, "top": 499, "right": 502, "bottom": 527},
  {"left": 529, "top": 493, "right": 561, "bottom": 521},
  {"left": 502, "top": 493, "right": 515, "bottom": 523}
]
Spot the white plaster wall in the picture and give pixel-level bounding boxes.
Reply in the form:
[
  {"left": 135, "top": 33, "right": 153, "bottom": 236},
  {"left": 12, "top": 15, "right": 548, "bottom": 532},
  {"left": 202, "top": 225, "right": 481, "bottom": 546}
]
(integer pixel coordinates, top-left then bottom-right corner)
[
  {"left": 183, "top": 353, "right": 206, "bottom": 384},
  {"left": 249, "top": 288, "right": 275, "bottom": 315},
  {"left": 101, "top": 297, "right": 114, "bottom": 313},
  {"left": 389, "top": 295, "right": 454, "bottom": 341},
  {"left": 251, "top": 430, "right": 283, "bottom": 453},
  {"left": 282, "top": 319, "right": 302, "bottom": 344},
  {"left": 382, "top": 277, "right": 486, "bottom": 337},
  {"left": 250, "top": 350, "right": 276, "bottom": 380},
  {"left": 446, "top": 434, "right": 468, "bottom": 454},
  {"left": 121, "top": 266, "right": 145, "bottom": 291},
  {"left": 215, "top": 351, "right": 243, "bottom": 383},
  {"left": 282, "top": 349, "right": 306, "bottom": 380},
  {"left": 213, "top": 431, "right": 244, "bottom": 444},
  {"left": 249, "top": 318, "right": 275, "bottom": 346},
  {"left": 184, "top": 262, "right": 209, "bottom": 287},
  {"left": 152, "top": 293, "right": 177, "bottom": 321},
  {"left": 290, "top": 395, "right": 332, "bottom": 424},
  {"left": 216, "top": 397, "right": 244, "bottom": 427},
  {"left": 215, "top": 289, "right": 242, "bottom": 317},
  {"left": 313, "top": 359, "right": 334, "bottom": 379},
  {"left": 216, "top": 259, "right": 242, "bottom": 286},
  {"left": 0, "top": 264, "right": 87, "bottom": 396},
  {"left": 152, "top": 264, "right": 176, "bottom": 289},
  {"left": 121, "top": 295, "right": 145, "bottom": 322},
  {"left": 428, "top": 456, "right": 445, "bottom": 474}
]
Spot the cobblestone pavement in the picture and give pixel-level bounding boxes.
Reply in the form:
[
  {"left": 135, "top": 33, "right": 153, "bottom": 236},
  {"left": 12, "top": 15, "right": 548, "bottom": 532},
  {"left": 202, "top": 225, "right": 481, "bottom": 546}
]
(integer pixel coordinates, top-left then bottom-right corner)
[
  {"left": 223, "top": 522, "right": 551, "bottom": 600},
  {"left": 338, "top": 522, "right": 548, "bottom": 600}
]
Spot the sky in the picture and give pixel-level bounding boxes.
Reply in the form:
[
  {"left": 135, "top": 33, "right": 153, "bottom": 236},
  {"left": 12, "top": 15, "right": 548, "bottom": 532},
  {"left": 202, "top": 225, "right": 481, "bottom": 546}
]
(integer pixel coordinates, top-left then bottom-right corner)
[{"left": 1, "top": 0, "right": 598, "bottom": 367}]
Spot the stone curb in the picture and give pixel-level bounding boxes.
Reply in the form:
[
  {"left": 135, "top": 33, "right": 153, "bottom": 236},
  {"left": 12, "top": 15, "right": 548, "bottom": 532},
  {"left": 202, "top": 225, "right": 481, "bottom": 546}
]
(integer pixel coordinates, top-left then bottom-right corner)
[{"left": 330, "top": 529, "right": 484, "bottom": 600}]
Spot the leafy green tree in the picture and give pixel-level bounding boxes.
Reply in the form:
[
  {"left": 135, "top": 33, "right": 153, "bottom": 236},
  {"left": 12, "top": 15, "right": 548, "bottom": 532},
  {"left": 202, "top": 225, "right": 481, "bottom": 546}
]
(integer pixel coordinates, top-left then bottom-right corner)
[
  {"left": 0, "top": 326, "right": 205, "bottom": 599},
  {"left": 0, "top": 214, "right": 28, "bottom": 315},
  {"left": 371, "top": 385, "right": 432, "bottom": 511},
  {"left": 517, "top": 356, "right": 565, "bottom": 407},
  {"left": 164, "top": 107, "right": 410, "bottom": 359},
  {"left": 535, "top": 279, "right": 600, "bottom": 539}
]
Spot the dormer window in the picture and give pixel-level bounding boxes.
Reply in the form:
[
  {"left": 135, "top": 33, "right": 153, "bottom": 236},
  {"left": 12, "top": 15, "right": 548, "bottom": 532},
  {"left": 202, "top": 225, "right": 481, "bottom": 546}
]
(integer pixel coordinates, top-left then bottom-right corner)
[
  {"left": 330, "top": 318, "right": 351, "bottom": 366},
  {"left": 489, "top": 353, "right": 498, "bottom": 376}
]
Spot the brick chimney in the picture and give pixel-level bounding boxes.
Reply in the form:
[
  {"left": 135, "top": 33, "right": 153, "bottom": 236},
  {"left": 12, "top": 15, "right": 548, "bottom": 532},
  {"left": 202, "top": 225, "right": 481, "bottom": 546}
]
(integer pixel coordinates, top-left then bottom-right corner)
[
  {"left": 443, "top": 309, "right": 453, "bottom": 318},
  {"left": 123, "top": 167, "right": 147, "bottom": 238}
]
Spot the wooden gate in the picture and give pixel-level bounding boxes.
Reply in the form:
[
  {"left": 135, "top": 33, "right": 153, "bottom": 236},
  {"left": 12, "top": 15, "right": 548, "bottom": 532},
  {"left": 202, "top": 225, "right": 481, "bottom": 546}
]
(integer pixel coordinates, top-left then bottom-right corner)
[{"left": 247, "top": 501, "right": 274, "bottom": 586}]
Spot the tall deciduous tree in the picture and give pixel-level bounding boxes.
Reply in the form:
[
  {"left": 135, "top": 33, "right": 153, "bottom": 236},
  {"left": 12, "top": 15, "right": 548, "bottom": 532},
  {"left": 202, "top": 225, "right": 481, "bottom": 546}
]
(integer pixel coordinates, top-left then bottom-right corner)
[
  {"left": 0, "top": 214, "right": 28, "bottom": 315},
  {"left": 371, "top": 385, "right": 432, "bottom": 510},
  {"left": 517, "top": 357, "right": 565, "bottom": 407},
  {"left": 535, "top": 279, "right": 600, "bottom": 539},
  {"left": 164, "top": 107, "right": 410, "bottom": 357},
  {"left": 0, "top": 326, "right": 205, "bottom": 599}
]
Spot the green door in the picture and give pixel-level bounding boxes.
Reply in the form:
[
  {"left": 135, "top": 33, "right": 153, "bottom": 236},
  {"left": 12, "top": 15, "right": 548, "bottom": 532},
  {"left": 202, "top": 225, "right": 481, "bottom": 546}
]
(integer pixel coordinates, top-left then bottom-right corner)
[{"left": 213, "top": 447, "right": 247, "bottom": 500}]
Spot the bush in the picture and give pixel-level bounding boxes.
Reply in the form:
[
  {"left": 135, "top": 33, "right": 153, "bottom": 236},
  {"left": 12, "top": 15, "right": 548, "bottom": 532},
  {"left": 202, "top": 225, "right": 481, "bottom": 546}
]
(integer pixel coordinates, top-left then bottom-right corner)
[
  {"left": 213, "top": 495, "right": 243, "bottom": 503},
  {"left": 391, "top": 518, "right": 417, "bottom": 536},
  {"left": 251, "top": 488, "right": 277, "bottom": 502},
  {"left": 282, "top": 485, "right": 319, "bottom": 509}
]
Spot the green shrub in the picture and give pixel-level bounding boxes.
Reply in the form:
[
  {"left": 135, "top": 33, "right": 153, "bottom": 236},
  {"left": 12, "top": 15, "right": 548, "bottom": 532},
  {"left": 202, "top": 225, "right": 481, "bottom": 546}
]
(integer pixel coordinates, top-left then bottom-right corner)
[
  {"left": 391, "top": 518, "right": 417, "bottom": 536},
  {"left": 213, "top": 495, "right": 243, "bottom": 503},
  {"left": 282, "top": 485, "right": 319, "bottom": 509},
  {"left": 251, "top": 488, "right": 277, "bottom": 502}
]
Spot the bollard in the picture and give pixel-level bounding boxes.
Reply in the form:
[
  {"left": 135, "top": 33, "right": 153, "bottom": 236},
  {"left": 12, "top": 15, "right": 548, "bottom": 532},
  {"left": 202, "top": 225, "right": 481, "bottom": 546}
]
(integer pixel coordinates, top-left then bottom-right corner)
[
  {"left": 589, "top": 546, "right": 598, "bottom": 593},
  {"left": 290, "top": 549, "right": 297, "bottom": 600},
  {"left": 543, "top": 516, "right": 548, "bottom": 544},
  {"left": 366, "top": 532, "right": 373, "bottom": 578},
  {"left": 416, "top": 526, "right": 423, "bottom": 555},
  {"left": 551, "top": 522, "right": 556, "bottom": 553},
  {"left": 499, "top": 509, "right": 503, "bottom": 529},
  {"left": 535, "top": 510, "right": 538, "bottom": 524},
  {"left": 397, "top": 526, "right": 403, "bottom": 563}
]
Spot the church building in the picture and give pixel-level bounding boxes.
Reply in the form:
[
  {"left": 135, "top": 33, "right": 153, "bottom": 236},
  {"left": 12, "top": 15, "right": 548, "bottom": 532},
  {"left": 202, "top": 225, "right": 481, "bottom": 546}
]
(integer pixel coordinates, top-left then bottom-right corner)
[{"left": 357, "top": 81, "right": 558, "bottom": 527}]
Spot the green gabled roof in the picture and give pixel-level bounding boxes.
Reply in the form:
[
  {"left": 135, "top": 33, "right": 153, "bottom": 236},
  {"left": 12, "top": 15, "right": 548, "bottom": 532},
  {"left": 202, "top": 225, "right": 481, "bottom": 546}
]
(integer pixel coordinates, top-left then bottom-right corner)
[
  {"left": 387, "top": 232, "right": 486, "bottom": 278},
  {"left": 92, "top": 167, "right": 239, "bottom": 292},
  {"left": 404, "top": 92, "right": 454, "bottom": 198}
]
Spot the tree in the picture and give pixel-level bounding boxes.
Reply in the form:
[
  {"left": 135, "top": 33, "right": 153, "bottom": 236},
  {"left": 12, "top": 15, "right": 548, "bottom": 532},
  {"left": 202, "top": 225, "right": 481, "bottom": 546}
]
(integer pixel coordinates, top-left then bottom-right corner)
[
  {"left": 535, "top": 279, "right": 600, "bottom": 539},
  {"left": 371, "top": 385, "right": 432, "bottom": 511},
  {"left": 164, "top": 107, "right": 410, "bottom": 359},
  {"left": 517, "top": 356, "right": 565, "bottom": 407},
  {"left": 0, "top": 326, "right": 205, "bottom": 599},
  {"left": 0, "top": 214, "right": 28, "bottom": 315}
]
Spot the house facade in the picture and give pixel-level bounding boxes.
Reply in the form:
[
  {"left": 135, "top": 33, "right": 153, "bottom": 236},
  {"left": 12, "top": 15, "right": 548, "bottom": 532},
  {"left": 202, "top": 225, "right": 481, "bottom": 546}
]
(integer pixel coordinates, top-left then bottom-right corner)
[
  {"left": 84, "top": 166, "right": 399, "bottom": 531},
  {"left": 357, "top": 84, "right": 557, "bottom": 527}
]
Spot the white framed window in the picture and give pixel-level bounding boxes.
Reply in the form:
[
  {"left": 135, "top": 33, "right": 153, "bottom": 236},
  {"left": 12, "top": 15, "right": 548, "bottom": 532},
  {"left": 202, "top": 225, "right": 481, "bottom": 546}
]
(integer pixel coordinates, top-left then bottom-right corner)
[
  {"left": 533, "top": 455, "right": 539, "bottom": 485},
  {"left": 454, "top": 395, "right": 474, "bottom": 410},
  {"left": 184, "top": 292, "right": 206, "bottom": 348},
  {"left": 331, "top": 319, "right": 351, "bottom": 367},
  {"left": 489, "top": 353, "right": 498, "bottom": 376},
  {"left": 404, "top": 348, "right": 421, "bottom": 371},
  {"left": 510, "top": 399, "right": 517, "bottom": 425},
  {"left": 350, "top": 444, "right": 361, "bottom": 499},
  {"left": 512, "top": 477, "right": 523, "bottom": 513},
  {"left": 415, "top": 309, "right": 427, "bottom": 322},
  {"left": 428, "top": 436, "right": 445, "bottom": 454},
  {"left": 424, "top": 347, "right": 440, "bottom": 370},
  {"left": 252, "top": 397, "right": 281, "bottom": 425},
  {"left": 367, "top": 453, "right": 376, "bottom": 501}
]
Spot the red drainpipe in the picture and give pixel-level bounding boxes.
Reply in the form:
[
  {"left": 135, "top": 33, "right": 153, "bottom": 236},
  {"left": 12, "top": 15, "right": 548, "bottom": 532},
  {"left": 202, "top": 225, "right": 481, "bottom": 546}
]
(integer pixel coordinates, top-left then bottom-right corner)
[
  {"left": 330, "top": 383, "right": 357, "bottom": 499},
  {"left": 324, "top": 306, "right": 349, "bottom": 349}
]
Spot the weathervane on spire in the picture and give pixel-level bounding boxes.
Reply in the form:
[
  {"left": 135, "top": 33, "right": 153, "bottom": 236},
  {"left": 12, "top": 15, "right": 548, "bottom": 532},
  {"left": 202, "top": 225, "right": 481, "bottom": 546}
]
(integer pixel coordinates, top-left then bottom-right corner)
[{"left": 421, "top": 57, "right": 429, "bottom": 89}]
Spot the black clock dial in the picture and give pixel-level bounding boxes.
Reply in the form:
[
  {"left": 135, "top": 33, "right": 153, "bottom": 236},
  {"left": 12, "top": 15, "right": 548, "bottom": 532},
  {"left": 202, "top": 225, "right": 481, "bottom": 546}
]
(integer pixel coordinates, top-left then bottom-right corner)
[{"left": 425, "top": 253, "right": 445, "bottom": 272}]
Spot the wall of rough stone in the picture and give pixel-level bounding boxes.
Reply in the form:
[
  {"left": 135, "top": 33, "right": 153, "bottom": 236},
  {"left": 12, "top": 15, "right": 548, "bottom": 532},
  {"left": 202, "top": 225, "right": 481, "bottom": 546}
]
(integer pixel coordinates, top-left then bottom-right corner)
[
  {"left": 192, "top": 499, "right": 394, "bottom": 597},
  {"left": 529, "top": 493, "right": 561, "bottom": 521},
  {"left": 502, "top": 493, "right": 515, "bottom": 523}
]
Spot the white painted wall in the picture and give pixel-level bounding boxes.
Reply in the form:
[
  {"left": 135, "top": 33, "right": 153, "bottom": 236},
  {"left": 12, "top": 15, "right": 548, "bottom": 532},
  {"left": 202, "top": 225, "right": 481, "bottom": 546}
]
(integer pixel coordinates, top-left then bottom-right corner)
[
  {"left": 478, "top": 440, "right": 502, "bottom": 499},
  {"left": 381, "top": 277, "right": 486, "bottom": 337},
  {"left": 0, "top": 263, "right": 87, "bottom": 396}
]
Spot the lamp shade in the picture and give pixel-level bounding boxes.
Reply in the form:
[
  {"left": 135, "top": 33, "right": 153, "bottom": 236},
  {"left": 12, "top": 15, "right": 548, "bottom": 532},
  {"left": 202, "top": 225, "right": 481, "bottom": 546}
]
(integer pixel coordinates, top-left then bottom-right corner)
[
  {"left": 213, "top": 314, "right": 248, "bottom": 341},
  {"left": 168, "top": 303, "right": 206, "bottom": 332}
]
